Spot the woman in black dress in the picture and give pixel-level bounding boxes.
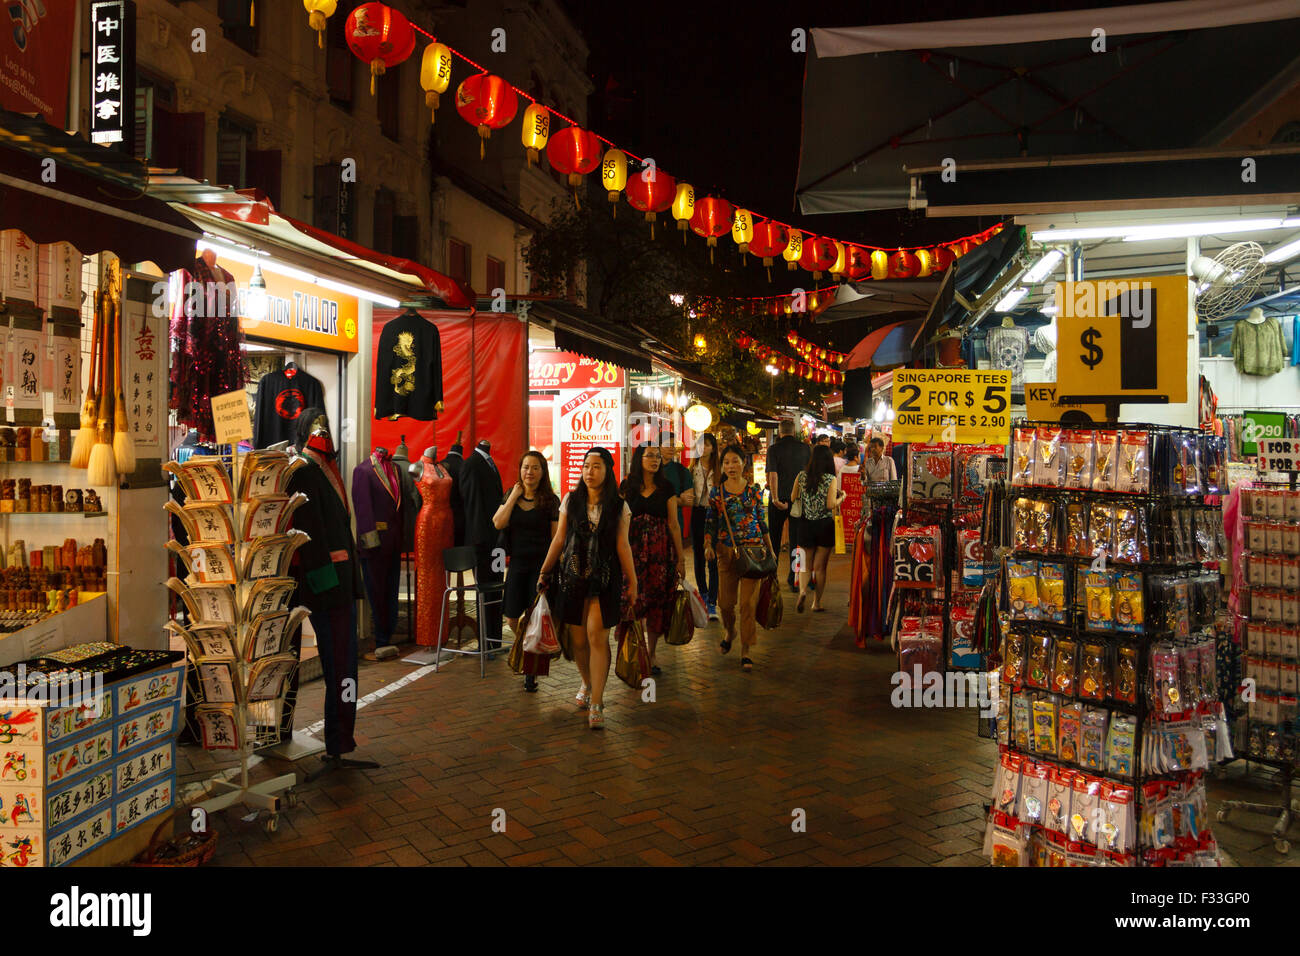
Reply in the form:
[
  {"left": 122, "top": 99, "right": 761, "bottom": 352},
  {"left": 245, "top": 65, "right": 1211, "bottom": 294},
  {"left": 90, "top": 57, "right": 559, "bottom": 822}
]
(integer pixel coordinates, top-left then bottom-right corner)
[
  {"left": 538, "top": 447, "right": 637, "bottom": 730},
  {"left": 493, "top": 450, "right": 560, "bottom": 692},
  {"left": 620, "top": 444, "right": 686, "bottom": 676}
]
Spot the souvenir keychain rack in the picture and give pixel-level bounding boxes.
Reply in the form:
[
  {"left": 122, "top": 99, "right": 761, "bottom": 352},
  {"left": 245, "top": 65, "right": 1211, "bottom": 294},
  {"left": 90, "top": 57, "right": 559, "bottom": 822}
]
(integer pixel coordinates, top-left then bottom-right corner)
[
  {"left": 164, "top": 444, "right": 304, "bottom": 832},
  {"left": 1218, "top": 471, "right": 1300, "bottom": 854},
  {"left": 986, "top": 421, "right": 1227, "bottom": 866}
]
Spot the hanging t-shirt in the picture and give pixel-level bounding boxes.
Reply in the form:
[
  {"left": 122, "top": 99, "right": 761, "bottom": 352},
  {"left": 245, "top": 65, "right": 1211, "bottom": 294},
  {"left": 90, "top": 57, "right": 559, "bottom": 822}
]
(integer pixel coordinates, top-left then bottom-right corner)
[
  {"left": 254, "top": 368, "right": 325, "bottom": 448},
  {"left": 986, "top": 325, "right": 1030, "bottom": 388},
  {"left": 375, "top": 310, "right": 443, "bottom": 420}
]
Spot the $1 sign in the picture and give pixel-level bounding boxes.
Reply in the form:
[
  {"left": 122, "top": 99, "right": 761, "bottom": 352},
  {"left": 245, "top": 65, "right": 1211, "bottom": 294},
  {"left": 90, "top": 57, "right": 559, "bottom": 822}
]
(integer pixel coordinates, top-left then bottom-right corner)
[{"left": 1080, "top": 327, "right": 1104, "bottom": 370}]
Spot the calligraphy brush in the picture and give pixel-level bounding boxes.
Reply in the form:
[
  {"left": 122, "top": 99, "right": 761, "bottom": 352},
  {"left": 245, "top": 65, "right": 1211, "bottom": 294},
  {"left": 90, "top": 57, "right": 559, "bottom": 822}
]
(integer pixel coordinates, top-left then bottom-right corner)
[
  {"left": 71, "top": 290, "right": 102, "bottom": 469},
  {"left": 87, "top": 291, "right": 117, "bottom": 487},
  {"left": 112, "top": 281, "right": 135, "bottom": 475}
]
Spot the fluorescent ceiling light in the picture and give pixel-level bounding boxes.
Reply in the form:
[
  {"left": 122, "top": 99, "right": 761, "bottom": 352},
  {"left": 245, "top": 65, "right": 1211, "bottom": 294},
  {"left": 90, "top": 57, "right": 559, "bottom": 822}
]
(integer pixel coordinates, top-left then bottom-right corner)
[
  {"left": 994, "top": 287, "right": 1029, "bottom": 312},
  {"left": 1022, "top": 249, "right": 1064, "bottom": 284},
  {"left": 1263, "top": 234, "right": 1300, "bottom": 265},
  {"left": 1032, "top": 217, "right": 1300, "bottom": 242},
  {"left": 198, "top": 238, "right": 402, "bottom": 307},
  {"left": 1039, "top": 303, "right": 1059, "bottom": 315}
]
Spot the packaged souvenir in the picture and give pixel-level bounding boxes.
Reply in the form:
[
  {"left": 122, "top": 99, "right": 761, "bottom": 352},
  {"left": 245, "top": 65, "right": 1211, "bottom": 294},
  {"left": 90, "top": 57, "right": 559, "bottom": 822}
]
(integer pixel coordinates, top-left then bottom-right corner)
[
  {"left": 1267, "top": 522, "right": 1284, "bottom": 554},
  {"left": 1089, "top": 503, "right": 1115, "bottom": 561},
  {"left": 1151, "top": 642, "right": 1183, "bottom": 715},
  {"left": 1099, "top": 781, "right": 1135, "bottom": 854},
  {"left": 1062, "top": 429, "right": 1095, "bottom": 490},
  {"left": 1019, "top": 760, "right": 1050, "bottom": 825},
  {"left": 899, "top": 629, "right": 943, "bottom": 676},
  {"left": 1046, "top": 765, "right": 1073, "bottom": 833},
  {"left": 1266, "top": 488, "right": 1286, "bottom": 519},
  {"left": 989, "top": 814, "right": 1027, "bottom": 867},
  {"left": 1118, "top": 430, "right": 1150, "bottom": 494},
  {"left": 1031, "top": 499, "right": 1057, "bottom": 553},
  {"left": 958, "top": 529, "right": 987, "bottom": 587},
  {"left": 1287, "top": 488, "right": 1300, "bottom": 521},
  {"left": 1002, "top": 630, "right": 1026, "bottom": 684},
  {"left": 1011, "top": 427, "right": 1037, "bottom": 487},
  {"left": 1202, "top": 436, "right": 1226, "bottom": 495},
  {"left": 1012, "top": 694, "right": 1031, "bottom": 752},
  {"left": 1007, "top": 561, "right": 1040, "bottom": 620},
  {"left": 1085, "top": 570, "right": 1116, "bottom": 632},
  {"left": 1035, "top": 426, "right": 1066, "bottom": 487},
  {"left": 1037, "top": 561, "right": 1067, "bottom": 623},
  {"left": 1106, "top": 714, "right": 1137, "bottom": 777},
  {"left": 892, "top": 525, "right": 942, "bottom": 589},
  {"left": 949, "top": 606, "right": 981, "bottom": 669},
  {"left": 1114, "top": 572, "right": 1144, "bottom": 635},
  {"left": 1032, "top": 696, "right": 1058, "bottom": 756},
  {"left": 1052, "top": 638, "right": 1078, "bottom": 694},
  {"left": 1286, "top": 524, "right": 1300, "bottom": 556},
  {"left": 1079, "top": 643, "right": 1107, "bottom": 700},
  {"left": 1074, "top": 566, "right": 1089, "bottom": 615},
  {"left": 1058, "top": 701, "right": 1083, "bottom": 763},
  {"left": 1046, "top": 829, "right": 1070, "bottom": 867},
  {"left": 1176, "top": 433, "right": 1201, "bottom": 496},
  {"left": 1063, "top": 503, "right": 1088, "bottom": 557},
  {"left": 1114, "top": 645, "right": 1138, "bottom": 705},
  {"left": 1011, "top": 497, "right": 1036, "bottom": 552},
  {"left": 992, "top": 751, "right": 1023, "bottom": 814},
  {"left": 1080, "top": 707, "right": 1109, "bottom": 770},
  {"left": 1025, "top": 632, "right": 1052, "bottom": 689},
  {"left": 956, "top": 444, "right": 1004, "bottom": 504},
  {"left": 1092, "top": 430, "right": 1120, "bottom": 492},
  {"left": 1194, "top": 510, "right": 1218, "bottom": 562},
  {"left": 1070, "top": 774, "right": 1102, "bottom": 843},
  {"left": 1112, "top": 506, "right": 1148, "bottom": 564},
  {"left": 1245, "top": 520, "right": 1266, "bottom": 553},
  {"left": 1284, "top": 558, "right": 1300, "bottom": 591},
  {"left": 908, "top": 443, "right": 954, "bottom": 502},
  {"left": 1027, "top": 829, "right": 1049, "bottom": 868}
]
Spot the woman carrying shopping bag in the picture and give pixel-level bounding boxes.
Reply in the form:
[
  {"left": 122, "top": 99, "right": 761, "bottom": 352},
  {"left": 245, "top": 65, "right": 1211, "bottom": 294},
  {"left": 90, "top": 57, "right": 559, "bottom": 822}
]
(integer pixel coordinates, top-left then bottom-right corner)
[
  {"left": 796, "top": 444, "right": 844, "bottom": 614},
  {"left": 493, "top": 450, "right": 560, "bottom": 692},
  {"left": 703, "top": 445, "right": 776, "bottom": 673},
  {"left": 620, "top": 443, "right": 687, "bottom": 677},
  {"left": 538, "top": 447, "right": 637, "bottom": 730}
]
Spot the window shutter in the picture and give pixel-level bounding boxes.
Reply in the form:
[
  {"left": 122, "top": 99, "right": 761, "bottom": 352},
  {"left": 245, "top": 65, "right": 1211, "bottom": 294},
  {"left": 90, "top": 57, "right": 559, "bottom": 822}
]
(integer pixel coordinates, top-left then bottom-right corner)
[{"left": 246, "top": 149, "right": 282, "bottom": 209}]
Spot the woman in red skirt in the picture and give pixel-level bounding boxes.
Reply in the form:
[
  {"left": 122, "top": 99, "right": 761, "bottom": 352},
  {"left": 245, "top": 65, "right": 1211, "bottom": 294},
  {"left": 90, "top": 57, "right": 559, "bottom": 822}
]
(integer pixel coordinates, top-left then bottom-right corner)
[{"left": 620, "top": 444, "right": 687, "bottom": 675}]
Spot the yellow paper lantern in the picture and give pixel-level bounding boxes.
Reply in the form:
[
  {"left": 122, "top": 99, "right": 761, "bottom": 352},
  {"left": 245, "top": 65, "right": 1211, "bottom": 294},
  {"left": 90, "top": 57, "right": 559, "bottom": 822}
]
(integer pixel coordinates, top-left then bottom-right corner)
[
  {"left": 746, "top": 421, "right": 762, "bottom": 436},
  {"left": 684, "top": 403, "right": 713, "bottom": 434},
  {"left": 419, "top": 42, "right": 452, "bottom": 122},
  {"left": 783, "top": 229, "right": 803, "bottom": 270},
  {"left": 672, "top": 183, "right": 695, "bottom": 241},
  {"left": 731, "top": 208, "right": 754, "bottom": 257},
  {"left": 601, "top": 148, "right": 627, "bottom": 211},
  {"left": 693, "top": 332, "right": 707, "bottom": 352},
  {"left": 830, "top": 240, "right": 847, "bottom": 278},
  {"left": 870, "top": 249, "right": 889, "bottom": 281},
  {"left": 304, "top": 0, "right": 338, "bottom": 48},
  {"left": 520, "top": 103, "right": 550, "bottom": 166},
  {"left": 914, "top": 247, "right": 933, "bottom": 277}
]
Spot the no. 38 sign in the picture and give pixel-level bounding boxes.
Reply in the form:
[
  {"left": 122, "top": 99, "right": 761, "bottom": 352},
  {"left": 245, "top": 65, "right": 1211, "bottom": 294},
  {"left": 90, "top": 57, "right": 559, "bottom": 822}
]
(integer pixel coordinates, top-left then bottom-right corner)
[{"left": 891, "top": 369, "right": 1012, "bottom": 445}]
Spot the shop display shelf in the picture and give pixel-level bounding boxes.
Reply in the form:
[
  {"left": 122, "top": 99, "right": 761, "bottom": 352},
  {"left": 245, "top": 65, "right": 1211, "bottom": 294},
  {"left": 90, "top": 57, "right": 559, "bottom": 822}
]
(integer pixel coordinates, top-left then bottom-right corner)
[{"left": 0, "top": 511, "right": 108, "bottom": 518}]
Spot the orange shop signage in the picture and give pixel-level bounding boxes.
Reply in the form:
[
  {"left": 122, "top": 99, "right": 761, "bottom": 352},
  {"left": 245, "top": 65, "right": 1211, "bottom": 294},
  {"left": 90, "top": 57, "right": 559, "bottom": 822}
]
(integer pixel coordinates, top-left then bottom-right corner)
[
  {"left": 222, "top": 258, "right": 360, "bottom": 353},
  {"left": 529, "top": 350, "right": 624, "bottom": 389}
]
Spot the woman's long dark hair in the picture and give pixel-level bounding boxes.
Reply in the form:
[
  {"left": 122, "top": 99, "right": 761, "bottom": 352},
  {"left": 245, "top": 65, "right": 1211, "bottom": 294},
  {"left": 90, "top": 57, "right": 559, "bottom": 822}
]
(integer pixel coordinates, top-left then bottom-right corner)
[
  {"left": 620, "top": 443, "right": 670, "bottom": 499},
  {"left": 566, "top": 446, "right": 622, "bottom": 551},
  {"left": 697, "top": 432, "right": 720, "bottom": 489},
  {"left": 518, "top": 450, "right": 558, "bottom": 512},
  {"left": 804, "top": 443, "right": 835, "bottom": 493}
]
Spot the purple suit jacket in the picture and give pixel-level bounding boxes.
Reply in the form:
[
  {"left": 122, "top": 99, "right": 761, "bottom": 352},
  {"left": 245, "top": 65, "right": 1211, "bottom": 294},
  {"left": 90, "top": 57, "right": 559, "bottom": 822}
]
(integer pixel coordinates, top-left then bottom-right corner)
[{"left": 351, "top": 457, "right": 404, "bottom": 558}]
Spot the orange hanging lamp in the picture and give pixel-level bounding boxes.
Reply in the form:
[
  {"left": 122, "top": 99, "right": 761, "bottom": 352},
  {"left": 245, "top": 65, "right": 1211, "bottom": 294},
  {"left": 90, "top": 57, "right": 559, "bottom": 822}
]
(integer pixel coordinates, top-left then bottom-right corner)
[
  {"left": 799, "top": 235, "right": 837, "bottom": 278},
  {"left": 625, "top": 165, "right": 676, "bottom": 239},
  {"left": 345, "top": 3, "right": 416, "bottom": 96},
  {"left": 690, "top": 197, "right": 733, "bottom": 263},
  {"left": 748, "top": 219, "right": 788, "bottom": 281},
  {"left": 456, "top": 73, "right": 519, "bottom": 158},
  {"left": 546, "top": 126, "right": 603, "bottom": 207}
]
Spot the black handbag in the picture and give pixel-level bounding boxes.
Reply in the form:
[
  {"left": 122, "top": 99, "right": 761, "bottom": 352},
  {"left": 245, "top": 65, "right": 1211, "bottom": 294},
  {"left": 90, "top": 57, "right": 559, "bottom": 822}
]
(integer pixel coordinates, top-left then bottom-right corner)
[{"left": 720, "top": 485, "right": 777, "bottom": 579}]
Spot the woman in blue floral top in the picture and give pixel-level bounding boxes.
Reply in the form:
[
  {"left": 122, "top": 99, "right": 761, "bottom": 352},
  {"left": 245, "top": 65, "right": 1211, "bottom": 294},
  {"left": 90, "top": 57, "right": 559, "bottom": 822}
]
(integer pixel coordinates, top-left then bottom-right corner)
[{"left": 704, "top": 445, "right": 774, "bottom": 672}]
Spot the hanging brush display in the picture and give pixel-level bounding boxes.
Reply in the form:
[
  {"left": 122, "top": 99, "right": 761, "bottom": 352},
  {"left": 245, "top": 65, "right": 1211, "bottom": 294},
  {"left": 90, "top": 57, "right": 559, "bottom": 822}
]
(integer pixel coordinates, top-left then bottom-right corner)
[
  {"left": 112, "top": 265, "right": 135, "bottom": 475},
  {"left": 70, "top": 290, "right": 102, "bottom": 470},
  {"left": 87, "top": 278, "right": 116, "bottom": 488}
]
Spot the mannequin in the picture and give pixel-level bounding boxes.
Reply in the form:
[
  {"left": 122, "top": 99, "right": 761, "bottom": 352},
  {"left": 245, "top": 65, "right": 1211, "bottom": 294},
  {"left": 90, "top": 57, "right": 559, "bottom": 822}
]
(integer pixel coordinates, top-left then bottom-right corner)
[
  {"left": 352, "top": 446, "right": 404, "bottom": 650},
  {"left": 169, "top": 249, "right": 245, "bottom": 442},
  {"left": 439, "top": 433, "right": 466, "bottom": 546},
  {"left": 461, "top": 437, "right": 505, "bottom": 648},
  {"left": 414, "top": 447, "right": 454, "bottom": 647},
  {"left": 286, "top": 407, "right": 371, "bottom": 769},
  {"left": 1232, "top": 306, "right": 1286, "bottom": 377},
  {"left": 391, "top": 435, "right": 421, "bottom": 552}
]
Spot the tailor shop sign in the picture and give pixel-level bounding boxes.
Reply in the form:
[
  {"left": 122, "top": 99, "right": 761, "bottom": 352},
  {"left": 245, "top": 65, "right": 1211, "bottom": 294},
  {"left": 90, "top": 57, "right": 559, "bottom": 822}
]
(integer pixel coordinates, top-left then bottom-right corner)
[
  {"left": 529, "top": 350, "right": 625, "bottom": 390},
  {"left": 222, "top": 258, "right": 359, "bottom": 354}
]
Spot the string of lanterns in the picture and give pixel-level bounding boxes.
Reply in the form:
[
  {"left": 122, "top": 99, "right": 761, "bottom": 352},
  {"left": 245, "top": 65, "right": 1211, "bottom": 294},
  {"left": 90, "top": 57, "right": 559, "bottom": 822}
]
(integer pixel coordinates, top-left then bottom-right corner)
[
  {"left": 304, "top": 1, "right": 1001, "bottom": 278},
  {"left": 734, "top": 333, "right": 845, "bottom": 386},
  {"left": 786, "top": 330, "right": 846, "bottom": 367}
]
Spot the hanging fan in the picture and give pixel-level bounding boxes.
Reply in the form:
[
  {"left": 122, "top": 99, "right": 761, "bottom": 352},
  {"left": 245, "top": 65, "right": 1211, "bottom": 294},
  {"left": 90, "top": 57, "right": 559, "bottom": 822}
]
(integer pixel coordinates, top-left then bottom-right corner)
[{"left": 1191, "top": 241, "right": 1266, "bottom": 321}]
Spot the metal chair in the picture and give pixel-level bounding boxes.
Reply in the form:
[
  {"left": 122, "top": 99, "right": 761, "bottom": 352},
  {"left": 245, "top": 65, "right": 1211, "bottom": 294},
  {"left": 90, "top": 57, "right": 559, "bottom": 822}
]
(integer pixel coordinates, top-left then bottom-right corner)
[{"left": 434, "top": 545, "right": 509, "bottom": 677}]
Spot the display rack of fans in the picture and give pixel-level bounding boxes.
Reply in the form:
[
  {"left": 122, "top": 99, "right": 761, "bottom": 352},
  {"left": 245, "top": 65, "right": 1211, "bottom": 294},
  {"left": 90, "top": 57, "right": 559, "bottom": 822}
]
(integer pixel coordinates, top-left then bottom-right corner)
[
  {"left": 983, "top": 422, "right": 1231, "bottom": 867},
  {"left": 891, "top": 443, "right": 1005, "bottom": 673}
]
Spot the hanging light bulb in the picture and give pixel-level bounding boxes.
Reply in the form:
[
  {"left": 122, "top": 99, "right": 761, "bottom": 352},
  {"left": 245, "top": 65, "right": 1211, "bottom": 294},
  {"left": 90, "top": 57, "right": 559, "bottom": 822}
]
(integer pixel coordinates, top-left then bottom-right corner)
[{"left": 245, "top": 261, "right": 269, "bottom": 321}]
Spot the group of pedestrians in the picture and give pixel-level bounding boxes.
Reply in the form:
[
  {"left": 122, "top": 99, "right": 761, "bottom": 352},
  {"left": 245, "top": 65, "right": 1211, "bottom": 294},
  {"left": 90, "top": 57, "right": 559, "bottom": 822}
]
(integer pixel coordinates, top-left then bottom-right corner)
[{"left": 490, "top": 420, "right": 857, "bottom": 730}]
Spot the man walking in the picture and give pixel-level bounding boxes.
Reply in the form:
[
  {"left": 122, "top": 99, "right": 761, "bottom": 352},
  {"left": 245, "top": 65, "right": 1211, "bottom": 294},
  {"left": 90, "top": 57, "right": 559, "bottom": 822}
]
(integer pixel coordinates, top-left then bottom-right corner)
[
  {"left": 766, "top": 419, "right": 811, "bottom": 592},
  {"left": 863, "top": 437, "right": 898, "bottom": 483}
]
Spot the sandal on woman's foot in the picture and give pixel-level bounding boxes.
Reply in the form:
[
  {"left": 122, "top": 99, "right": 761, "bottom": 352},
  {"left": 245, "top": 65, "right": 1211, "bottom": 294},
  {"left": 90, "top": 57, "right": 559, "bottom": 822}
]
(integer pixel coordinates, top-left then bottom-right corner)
[
  {"left": 741, "top": 657, "right": 754, "bottom": 672},
  {"left": 588, "top": 704, "right": 605, "bottom": 730},
  {"left": 575, "top": 687, "right": 590, "bottom": 709},
  {"left": 812, "top": 605, "right": 826, "bottom": 613},
  {"left": 796, "top": 592, "right": 807, "bottom": 613},
  {"left": 719, "top": 638, "right": 733, "bottom": 655}
]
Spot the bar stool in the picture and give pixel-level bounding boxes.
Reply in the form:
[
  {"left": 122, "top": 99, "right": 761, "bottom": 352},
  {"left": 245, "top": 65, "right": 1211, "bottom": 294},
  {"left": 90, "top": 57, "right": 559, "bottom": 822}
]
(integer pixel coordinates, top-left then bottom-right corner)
[{"left": 435, "top": 545, "right": 509, "bottom": 677}]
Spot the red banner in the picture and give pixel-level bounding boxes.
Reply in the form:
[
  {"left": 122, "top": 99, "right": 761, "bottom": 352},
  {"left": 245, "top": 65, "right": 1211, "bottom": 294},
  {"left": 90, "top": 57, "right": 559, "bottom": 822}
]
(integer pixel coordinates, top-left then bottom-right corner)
[
  {"left": 529, "top": 350, "right": 625, "bottom": 390},
  {"left": 0, "top": 0, "right": 77, "bottom": 126},
  {"left": 370, "top": 310, "right": 526, "bottom": 476},
  {"left": 840, "top": 470, "right": 864, "bottom": 533}
]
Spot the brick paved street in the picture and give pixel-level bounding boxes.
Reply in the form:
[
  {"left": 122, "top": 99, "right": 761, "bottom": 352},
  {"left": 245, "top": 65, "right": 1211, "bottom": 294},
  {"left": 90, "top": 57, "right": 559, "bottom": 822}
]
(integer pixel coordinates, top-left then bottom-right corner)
[{"left": 177, "top": 554, "right": 1298, "bottom": 866}]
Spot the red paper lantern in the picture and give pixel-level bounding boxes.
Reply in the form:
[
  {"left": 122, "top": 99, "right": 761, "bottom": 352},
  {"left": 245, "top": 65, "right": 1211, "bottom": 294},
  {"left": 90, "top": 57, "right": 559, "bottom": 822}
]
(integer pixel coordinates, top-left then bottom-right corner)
[
  {"left": 689, "top": 197, "right": 734, "bottom": 263},
  {"left": 748, "top": 219, "right": 789, "bottom": 279},
  {"left": 456, "top": 73, "right": 519, "bottom": 158},
  {"left": 546, "top": 126, "right": 603, "bottom": 206},
  {"left": 845, "top": 244, "right": 871, "bottom": 281},
  {"left": 798, "top": 235, "right": 836, "bottom": 278},
  {"left": 624, "top": 166, "right": 676, "bottom": 238},
  {"left": 932, "top": 246, "right": 954, "bottom": 272},
  {"left": 890, "top": 249, "right": 919, "bottom": 279},
  {"left": 346, "top": 3, "right": 416, "bottom": 96},
  {"left": 786, "top": 330, "right": 799, "bottom": 348}
]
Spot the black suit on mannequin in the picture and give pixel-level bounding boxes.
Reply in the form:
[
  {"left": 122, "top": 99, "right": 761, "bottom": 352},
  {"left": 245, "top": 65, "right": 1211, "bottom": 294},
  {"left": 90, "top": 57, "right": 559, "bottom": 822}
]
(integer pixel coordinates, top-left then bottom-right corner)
[
  {"left": 439, "top": 445, "right": 466, "bottom": 547},
  {"left": 461, "top": 443, "right": 504, "bottom": 646}
]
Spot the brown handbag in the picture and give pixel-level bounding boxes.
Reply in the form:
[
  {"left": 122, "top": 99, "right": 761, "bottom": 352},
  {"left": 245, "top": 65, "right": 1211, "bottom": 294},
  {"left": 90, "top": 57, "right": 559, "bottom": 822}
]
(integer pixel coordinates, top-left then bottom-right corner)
[{"left": 719, "top": 485, "right": 777, "bottom": 579}]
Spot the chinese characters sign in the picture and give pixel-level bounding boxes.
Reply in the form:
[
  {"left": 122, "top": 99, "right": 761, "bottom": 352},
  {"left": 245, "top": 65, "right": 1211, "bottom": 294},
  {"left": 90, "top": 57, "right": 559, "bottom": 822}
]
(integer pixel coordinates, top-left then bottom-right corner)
[
  {"left": 121, "top": 296, "right": 164, "bottom": 457},
  {"left": 89, "top": 1, "right": 135, "bottom": 147},
  {"left": 7, "top": 327, "right": 43, "bottom": 412}
]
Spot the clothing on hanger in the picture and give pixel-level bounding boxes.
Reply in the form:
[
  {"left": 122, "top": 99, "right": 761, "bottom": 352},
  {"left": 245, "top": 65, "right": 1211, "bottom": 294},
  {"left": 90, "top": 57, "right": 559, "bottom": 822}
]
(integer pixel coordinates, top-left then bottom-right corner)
[
  {"left": 254, "top": 366, "right": 325, "bottom": 448},
  {"left": 1230, "top": 315, "right": 1285, "bottom": 376},
  {"left": 374, "top": 310, "right": 444, "bottom": 420},
  {"left": 169, "top": 256, "right": 245, "bottom": 442}
]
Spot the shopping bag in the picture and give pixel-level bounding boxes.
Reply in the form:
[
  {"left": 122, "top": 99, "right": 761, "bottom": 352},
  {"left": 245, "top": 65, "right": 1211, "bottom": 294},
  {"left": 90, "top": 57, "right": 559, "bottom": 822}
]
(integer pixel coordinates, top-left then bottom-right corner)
[
  {"left": 834, "top": 515, "right": 846, "bottom": 555},
  {"left": 756, "top": 574, "right": 784, "bottom": 630},
  {"left": 665, "top": 587, "right": 695, "bottom": 646},
  {"left": 614, "top": 619, "right": 651, "bottom": 689},
  {"left": 683, "top": 580, "right": 709, "bottom": 628},
  {"left": 507, "top": 627, "right": 527, "bottom": 674},
  {"left": 523, "top": 593, "right": 560, "bottom": 655}
]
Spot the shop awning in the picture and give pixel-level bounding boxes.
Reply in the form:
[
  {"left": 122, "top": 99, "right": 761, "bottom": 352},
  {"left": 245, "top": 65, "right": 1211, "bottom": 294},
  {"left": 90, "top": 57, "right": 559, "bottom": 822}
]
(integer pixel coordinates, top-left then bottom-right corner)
[
  {"left": 796, "top": 6, "right": 1300, "bottom": 214},
  {"left": 527, "top": 299, "right": 653, "bottom": 374},
  {"left": 0, "top": 110, "right": 201, "bottom": 272}
]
